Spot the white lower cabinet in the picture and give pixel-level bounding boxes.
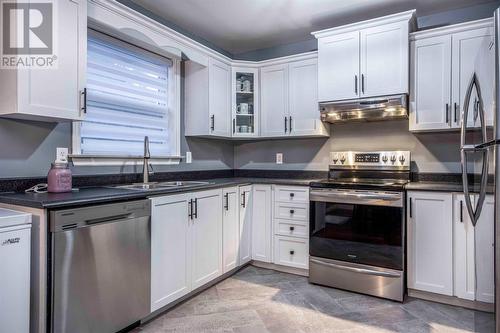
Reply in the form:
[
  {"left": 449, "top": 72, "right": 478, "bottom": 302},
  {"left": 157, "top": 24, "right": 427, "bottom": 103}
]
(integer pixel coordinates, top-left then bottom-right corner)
[
  {"left": 239, "top": 185, "right": 253, "bottom": 265},
  {"left": 454, "top": 194, "right": 495, "bottom": 303},
  {"left": 408, "top": 191, "right": 494, "bottom": 304},
  {"left": 407, "top": 191, "right": 453, "bottom": 295},
  {"left": 222, "top": 187, "right": 240, "bottom": 273},
  {"left": 150, "top": 189, "right": 222, "bottom": 312},
  {"left": 273, "top": 236, "right": 309, "bottom": 269},
  {"left": 252, "top": 185, "right": 273, "bottom": 262},
  {"left": 191, "top": 190, "right": 223, "bottom": 290},
  {"left": 150, "top": 193, "right": 192, "bottom": 312}
]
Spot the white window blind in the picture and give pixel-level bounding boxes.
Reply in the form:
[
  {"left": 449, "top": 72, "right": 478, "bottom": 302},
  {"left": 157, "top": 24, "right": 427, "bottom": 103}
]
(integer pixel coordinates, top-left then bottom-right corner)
[{"left": 81, "top": 30, "right": 173, "bottom": 157}]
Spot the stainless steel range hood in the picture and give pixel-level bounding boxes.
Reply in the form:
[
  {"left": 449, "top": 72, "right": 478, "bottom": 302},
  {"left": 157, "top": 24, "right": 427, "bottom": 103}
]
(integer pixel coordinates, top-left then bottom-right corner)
[{"left": 319, "top": 94, "right": 408, "bottom": 123}]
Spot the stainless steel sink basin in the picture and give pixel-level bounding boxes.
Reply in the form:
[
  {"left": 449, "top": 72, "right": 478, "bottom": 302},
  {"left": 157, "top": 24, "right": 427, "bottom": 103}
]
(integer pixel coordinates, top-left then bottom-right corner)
[{"left": 112, "top": 181, "right": 213, "bottom": 191}]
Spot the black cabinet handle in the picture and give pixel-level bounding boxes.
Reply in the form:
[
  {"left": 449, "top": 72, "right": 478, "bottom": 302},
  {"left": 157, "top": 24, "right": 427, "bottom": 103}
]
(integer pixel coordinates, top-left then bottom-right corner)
[
  {"left": 224, "top": 193, "right": 229, "bottom": 211},
  {"left": 354, "top": 75, "right": 358, "bottom": 95},
  {"left": 194, "top": 198, "right": 198, "bottom": 219},
  {"left": 290, "top": 193, "right": 295, "bottom": 198},
  {"left": 454, "top": 103, "right": 458, "bottom": 123},
  {"left": 460, "top": 200, "right": 463, "bottom": 223},
  {"left": 289, "top": 250, "right": 295, "bottom": 255},
  {"left": 210, "top": 115, "right": 215, "bottom": 131},
  {"left": 188, "top": 199, "right": 193, "bottom": 220},
  {"left": 233, "top": 119, "right": 236, "bottom": 134},
  {"left": 289, "top": 116, "right": 293, "bottom": 133},
  {"left": 241, "top": 192, "right": 246, "bottom": 208},
  {"left": 290, "top": 209, "right": 295, "bottom": 214},
  {"left": 81, "top": 88, "right": 87, "bottom": 114},
  {"left": 289, "top": 226, "right": 295, "bottom": 231},
  {"left": 409, "top": 198, "right": 412, "bottom": 218},
  {"left": 361, "top": 74, "right": 365, "bottom": 94},
  {"left": 284, "top": 117, "right": 288, "bottom": 133},
  {"left": 445, "top": 104, "right": 449, "bottom": 124}
]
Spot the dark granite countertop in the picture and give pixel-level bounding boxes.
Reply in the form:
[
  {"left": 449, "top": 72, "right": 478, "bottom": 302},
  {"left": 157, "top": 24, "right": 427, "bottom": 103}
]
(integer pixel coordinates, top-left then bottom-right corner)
[{"left": 0, "top": 177, "right": 322, "bottom": 209}]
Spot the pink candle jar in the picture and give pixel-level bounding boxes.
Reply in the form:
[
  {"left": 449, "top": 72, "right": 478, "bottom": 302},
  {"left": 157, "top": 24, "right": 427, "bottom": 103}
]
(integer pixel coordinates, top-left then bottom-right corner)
[{"left": 47, "top": 162, "right": 72, "bottom": 193}]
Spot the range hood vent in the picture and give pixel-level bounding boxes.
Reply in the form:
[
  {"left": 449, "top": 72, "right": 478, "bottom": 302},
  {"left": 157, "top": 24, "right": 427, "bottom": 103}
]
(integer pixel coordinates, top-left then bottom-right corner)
[{"left": 320, "top": 94, "right": 408, "bottom": 123}]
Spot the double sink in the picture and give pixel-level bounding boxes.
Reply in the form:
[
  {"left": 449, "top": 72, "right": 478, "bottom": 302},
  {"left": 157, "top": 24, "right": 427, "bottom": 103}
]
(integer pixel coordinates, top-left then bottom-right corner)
[{"left": 113, "top": 181, "right": 213, "bottom": 191}]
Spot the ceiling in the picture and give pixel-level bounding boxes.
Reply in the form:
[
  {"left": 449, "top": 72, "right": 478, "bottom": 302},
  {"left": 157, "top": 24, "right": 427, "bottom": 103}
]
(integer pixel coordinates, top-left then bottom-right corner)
[{"left": 130, "top": 0, "right": 494, "bottom": 55}]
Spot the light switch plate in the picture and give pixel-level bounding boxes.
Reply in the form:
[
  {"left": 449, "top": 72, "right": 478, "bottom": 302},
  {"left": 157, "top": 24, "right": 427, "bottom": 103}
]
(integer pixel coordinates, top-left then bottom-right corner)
[
  {"left": 186, "top": 151, "right": 192, "bottom": 164},
  {"left": 276, "top": 153, "right": 283, "bottom": 164},
  {"left": 56, "top": 147, "right": 68, "bottom": 163}
]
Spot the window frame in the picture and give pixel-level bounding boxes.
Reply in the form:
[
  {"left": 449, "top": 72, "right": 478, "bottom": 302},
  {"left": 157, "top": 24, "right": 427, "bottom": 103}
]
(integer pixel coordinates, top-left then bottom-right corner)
[{"left": 71, "top": 29, "right": 181, "bottom": 166}]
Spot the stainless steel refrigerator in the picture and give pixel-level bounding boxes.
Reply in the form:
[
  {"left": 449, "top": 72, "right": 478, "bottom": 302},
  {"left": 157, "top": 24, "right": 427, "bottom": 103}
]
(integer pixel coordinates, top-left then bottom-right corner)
[{"left": 461, "top": 8, "right": 500, "bottom": 332}]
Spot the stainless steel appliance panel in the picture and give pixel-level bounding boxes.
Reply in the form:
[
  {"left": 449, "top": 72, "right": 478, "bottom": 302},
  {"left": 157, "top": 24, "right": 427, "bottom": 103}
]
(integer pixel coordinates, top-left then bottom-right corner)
[
  {"left": 309, "top": 257, "right": 404, "bottom": 302},
  {"left": 51, "top": 201, "right": 151, "bottom": 333}
]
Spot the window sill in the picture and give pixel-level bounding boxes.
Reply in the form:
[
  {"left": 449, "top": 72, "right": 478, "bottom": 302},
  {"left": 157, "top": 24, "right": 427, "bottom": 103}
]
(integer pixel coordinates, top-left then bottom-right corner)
[{"left": 70, "top": 155, "right": 183, "bottom": 167}]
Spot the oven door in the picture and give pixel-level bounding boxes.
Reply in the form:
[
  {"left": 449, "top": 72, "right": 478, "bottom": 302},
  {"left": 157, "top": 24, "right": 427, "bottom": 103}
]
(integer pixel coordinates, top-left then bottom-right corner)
[{"left": 309, "top": 188, "right": 404, "bottom": 270}]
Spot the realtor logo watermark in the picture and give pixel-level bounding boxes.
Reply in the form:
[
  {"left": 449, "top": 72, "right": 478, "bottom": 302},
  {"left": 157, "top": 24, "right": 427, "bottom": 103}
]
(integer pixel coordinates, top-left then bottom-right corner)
[{"left": 1, "top": 0, "right": 57, "bottom": 69}]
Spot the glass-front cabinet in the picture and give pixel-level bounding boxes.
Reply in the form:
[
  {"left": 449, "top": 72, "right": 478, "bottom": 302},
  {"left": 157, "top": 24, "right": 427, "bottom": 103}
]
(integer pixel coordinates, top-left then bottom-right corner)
[{"left": 232, "top": 67, "right": 259, "bottom": 137}]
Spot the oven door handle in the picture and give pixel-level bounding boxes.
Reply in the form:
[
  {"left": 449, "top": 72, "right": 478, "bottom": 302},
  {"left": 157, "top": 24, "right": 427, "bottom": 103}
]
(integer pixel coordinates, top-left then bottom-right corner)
[
  {"left": 310, "top": 258, "right": 401, "bottom": 278},
  {"left": 310, "top": 190, "right": 402, "bottom": 206}
]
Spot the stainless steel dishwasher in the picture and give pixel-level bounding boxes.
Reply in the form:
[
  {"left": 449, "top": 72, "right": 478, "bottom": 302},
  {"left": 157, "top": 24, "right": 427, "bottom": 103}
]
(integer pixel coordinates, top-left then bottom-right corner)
[{"left": 50, "top": 200, "right": 151, "bottom": 333}]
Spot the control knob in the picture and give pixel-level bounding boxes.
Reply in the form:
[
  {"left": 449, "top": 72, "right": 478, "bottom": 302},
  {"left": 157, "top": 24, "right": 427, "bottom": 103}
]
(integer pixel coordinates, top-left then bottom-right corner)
[
  {"left": 390, "top": 155, "right": 397, "bottom": 164},
  {"left": 382, "top": 155, "right": 388, "bottom": 163},
  {"left": 332, "top": 154, "right": 338, "bottom": 164},
  {"left": 399, "top": 155, "right": 406, "bottom": 164},
  {"left": 340, "top": 155, "right": 346, "bottom": 164}
]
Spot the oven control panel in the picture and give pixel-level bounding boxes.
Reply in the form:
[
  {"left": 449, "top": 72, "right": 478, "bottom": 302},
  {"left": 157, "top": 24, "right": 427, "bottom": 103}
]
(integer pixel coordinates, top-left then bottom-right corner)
[{"left": 330, "top": 151, "right": 410, "bottom": 170}]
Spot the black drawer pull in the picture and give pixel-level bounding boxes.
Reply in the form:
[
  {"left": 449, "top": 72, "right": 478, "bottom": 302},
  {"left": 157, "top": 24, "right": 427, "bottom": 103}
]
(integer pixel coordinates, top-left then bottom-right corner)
[
  {"left": 289, "top": 226, "right": 295, "bottom": 231},
  {"left": 290, "top": 209, "right": 295, "bottom": 214},
  {"left": 289, "top": 193, "right": 295, "bottom": 198},
  {"left": 289, "top": 250, "right": 295, "bottom": 255}
]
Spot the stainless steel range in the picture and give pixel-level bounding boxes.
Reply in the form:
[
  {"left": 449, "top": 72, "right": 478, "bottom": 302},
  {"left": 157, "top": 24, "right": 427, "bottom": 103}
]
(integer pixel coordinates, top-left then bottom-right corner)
[{"left": 309, "top": 151, "right": 410, "bottom": 302}]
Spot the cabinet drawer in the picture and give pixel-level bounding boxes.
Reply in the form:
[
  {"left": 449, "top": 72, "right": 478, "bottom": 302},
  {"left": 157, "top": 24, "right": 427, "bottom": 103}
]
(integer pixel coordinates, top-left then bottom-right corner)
[
  {"left": 273, "top": 236, "right": 309, "bottom": 269},
  {"left": 275, "top": 220, "right": 308, "bottom": 238},
  {"left": 274, "top": 186, "right": 309, "bottom": 203},
  {"left": 274, "top": 202, "right": 308, "bottom": 222}
]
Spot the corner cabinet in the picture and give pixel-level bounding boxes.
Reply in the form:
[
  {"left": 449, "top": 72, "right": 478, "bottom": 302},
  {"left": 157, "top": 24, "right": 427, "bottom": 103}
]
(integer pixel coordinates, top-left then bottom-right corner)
[
  {"left": 222, "top": 187, "right": 240, "bottom": 273},
  {"left": 251, "top": 185, "right": 272, "bottom": 262},
  {"left": 313, "top": 10, "right": 414, "bottom": 102},
  {"left": 232, "top": 67, "right": 259, "bottom": 137},
  {"left": 185, "top": 57, "right": 232, "bottom": 138},
  {"left": 0, "top": 0, "right": 87, "bottom": 122},
  {"left": 260, "top": 57, "right": 329, "bottom": 138},
  {"left": 409, "top": 19, "right": 494, "bottom": 132},
  {"left": 239, "top": 185, "right": 253, "bottom": 265}
]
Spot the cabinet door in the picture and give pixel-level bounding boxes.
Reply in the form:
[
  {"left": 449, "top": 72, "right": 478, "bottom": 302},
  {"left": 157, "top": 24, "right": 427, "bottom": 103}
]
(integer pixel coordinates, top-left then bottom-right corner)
[
  {"left": 209, "top": 58, "right": 231, "bottom": 137},
  {"left": 407, "top": 192, "right": 453, "bottom": 295},
  {"left": 150, "top": 194, "right": 191, "bottom": 312},
  {"left": 288, "top": 58, "right": 327, "bottom": 137},
  {"left": 317, "top": 31, "right": 360, "bottom": 102},
  {"left": 360, "top": 21, "right": 408, "bottom": 97},
  {"left": 475, "top": 195, "right": 495, "bottom": 303},
  {"left": 410, "top": 36, "right": 452, "bottom": 131},
  {"left": 17, "top": 0, "right": 86, "bottom": 121},
  {"left": 453, "top": 194, "right": 476, "bottom": 300},
  {"left": 222, "top": 187, "right": 239, "bottom": 273},
  {"left": 232, "top": 67, "right": 259, "bottom": 137},
  {"left": 239, "top": 185, "right": 253, "bottom": 265},
  {"left": 191, "top": 189, "right": 223, "bottom": 289},
  {"left": 451, "top": 28, "right": 494, "bottom": 129},
  {"left": 260, "top": 64, "right": 289, "bottom": 137},
  {"left": 251, "top": 185, "right": 272, "bottom": 263}
]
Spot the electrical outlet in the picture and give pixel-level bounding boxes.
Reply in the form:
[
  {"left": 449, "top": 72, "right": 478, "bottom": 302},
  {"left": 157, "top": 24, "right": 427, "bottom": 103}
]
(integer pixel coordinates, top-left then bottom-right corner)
[
  {"left": 186, "top": 151, "right": 192, "bottom": 164},
  {"left": 276, "top": 153, "right": 283, "bottom": 164},
  {"left": 56, "top": 147, "right": 68, "bottom": 163}
]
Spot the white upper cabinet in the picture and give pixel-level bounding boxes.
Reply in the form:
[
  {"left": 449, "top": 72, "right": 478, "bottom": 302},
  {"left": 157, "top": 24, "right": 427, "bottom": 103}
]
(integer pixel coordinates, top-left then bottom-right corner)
[
  {"left": 317, "top": 31, "right": 360, "bottom": 101},
  {"left": 410, "top": 19, "right": 494, "bottom": 132},
  {"left": 260, "top": 56, "right": 329, "bottom": 138},
  {"left": 410, "top": 35, "right": 452, "bottom": 131},
  {"left": 185, "top": 57, "right": 232, "bottom": 137},
  {"left": 360, "top": 22, "right": 409, "bottom": 97},
  {"left": 407, "top": 191, "right": 453, "bottom": 296},
  {"left": 209, "top": 58, "right": 232, "bottom": 137},
  {"left": 313, "top": 10, "right": 415, "bottom": 102},
  {"left": 232, "top": 67, "right": 259, "bottom": 137},
  {"left": 260, "top": 64, "right": 289, "bottom": 137},
  {"left": 0, "top": 0, "right": 87, "bottom": 122}
]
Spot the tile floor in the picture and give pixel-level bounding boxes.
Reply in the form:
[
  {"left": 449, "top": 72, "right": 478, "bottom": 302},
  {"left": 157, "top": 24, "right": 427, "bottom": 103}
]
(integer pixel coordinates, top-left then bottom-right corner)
[{"left": 133, "top": 265, "right": 495, "bottom": 333}]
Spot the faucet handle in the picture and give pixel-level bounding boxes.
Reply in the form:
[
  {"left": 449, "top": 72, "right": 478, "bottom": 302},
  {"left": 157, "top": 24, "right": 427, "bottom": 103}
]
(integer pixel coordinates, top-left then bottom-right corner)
[{"left": 148, "top": 162, "right": 155, "bottom": 175}]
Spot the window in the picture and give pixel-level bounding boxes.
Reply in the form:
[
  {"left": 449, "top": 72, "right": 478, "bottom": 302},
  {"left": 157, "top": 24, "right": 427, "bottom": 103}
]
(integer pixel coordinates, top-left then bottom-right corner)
[{"left": 73, "top": 29, "right": 180, "bottom": 164}]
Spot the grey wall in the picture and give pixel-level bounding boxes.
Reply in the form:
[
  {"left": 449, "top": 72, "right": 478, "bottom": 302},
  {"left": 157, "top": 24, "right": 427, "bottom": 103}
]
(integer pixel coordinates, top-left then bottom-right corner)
[{"left": 234, "top": 121, "right": 462, "bottom": 173}]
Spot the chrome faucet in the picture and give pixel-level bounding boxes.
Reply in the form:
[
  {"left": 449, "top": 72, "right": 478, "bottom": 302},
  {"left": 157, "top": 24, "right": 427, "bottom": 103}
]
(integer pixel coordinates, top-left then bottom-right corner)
[{"left": 142, "top": 136, "right": 152, "bottom": 184}]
